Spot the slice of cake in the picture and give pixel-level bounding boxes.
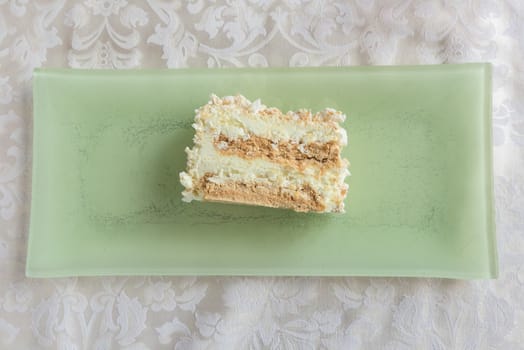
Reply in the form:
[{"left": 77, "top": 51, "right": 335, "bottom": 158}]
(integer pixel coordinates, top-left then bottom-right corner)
[{"left": 179, "top": 94, "right": 350, "bottom": 213}]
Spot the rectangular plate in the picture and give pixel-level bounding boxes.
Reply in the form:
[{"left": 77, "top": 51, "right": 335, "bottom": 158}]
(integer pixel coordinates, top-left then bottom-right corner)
[{"left": 27, "top": 64, "right": 497, "bottom": 278}]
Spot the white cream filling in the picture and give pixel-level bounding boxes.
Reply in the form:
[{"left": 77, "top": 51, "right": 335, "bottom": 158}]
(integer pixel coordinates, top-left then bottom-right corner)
[
  {"left": 180, "top": 136, "right": 349, "bottom": 212},
  {"left": 196, "top": 106, "right": 347, "bottom": 146}
]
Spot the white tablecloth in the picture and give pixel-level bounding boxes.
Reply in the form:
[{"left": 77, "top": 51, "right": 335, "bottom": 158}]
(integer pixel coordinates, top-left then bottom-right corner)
[{"left": 1, "top": 1, "right": 523, "bottom": 349}]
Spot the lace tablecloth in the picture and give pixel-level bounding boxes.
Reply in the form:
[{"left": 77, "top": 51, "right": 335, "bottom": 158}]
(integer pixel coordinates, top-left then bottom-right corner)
[{"left": 1, "top": 1, "right": 523, "bottom": 349}]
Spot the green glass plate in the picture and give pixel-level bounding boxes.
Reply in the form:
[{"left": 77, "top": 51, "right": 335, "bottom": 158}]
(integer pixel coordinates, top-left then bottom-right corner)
[{"left": 27, "top": 64, "right": 497, "bottom": 278}]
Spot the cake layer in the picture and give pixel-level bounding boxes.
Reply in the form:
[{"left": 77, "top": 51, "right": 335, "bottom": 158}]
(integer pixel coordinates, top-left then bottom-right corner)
[
  {"left": 198, "top": 173, "right": 325, "bottom": 212},
  {"left": 214, "top": 133, "right": 341, "bottom": 169}
]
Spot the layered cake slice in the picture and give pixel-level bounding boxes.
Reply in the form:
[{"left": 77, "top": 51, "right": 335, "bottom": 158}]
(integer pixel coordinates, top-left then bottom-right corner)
[{"left": 179, "top": 94, "right": 350, "bottom": 213}]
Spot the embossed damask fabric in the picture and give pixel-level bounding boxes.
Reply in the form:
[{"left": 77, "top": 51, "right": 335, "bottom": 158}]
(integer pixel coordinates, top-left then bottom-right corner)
[{"left": 0, "top": 0, "right": 523, "bottom": 349}]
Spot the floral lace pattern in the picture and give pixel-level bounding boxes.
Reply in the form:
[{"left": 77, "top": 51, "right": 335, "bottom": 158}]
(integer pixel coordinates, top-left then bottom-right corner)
[{"left": 1, "top": 1, "right": 523, "bottom": 348}]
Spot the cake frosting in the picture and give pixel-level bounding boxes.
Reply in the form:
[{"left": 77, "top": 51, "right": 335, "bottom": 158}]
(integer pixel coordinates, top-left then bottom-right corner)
[{"left": 180, "top": 94, "right": 350, "bottom": 213}]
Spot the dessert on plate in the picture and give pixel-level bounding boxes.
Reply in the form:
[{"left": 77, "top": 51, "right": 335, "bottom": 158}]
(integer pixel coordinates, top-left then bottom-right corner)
[{"left": 179, "top": 94, "right": 349, "bottom": 213}]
